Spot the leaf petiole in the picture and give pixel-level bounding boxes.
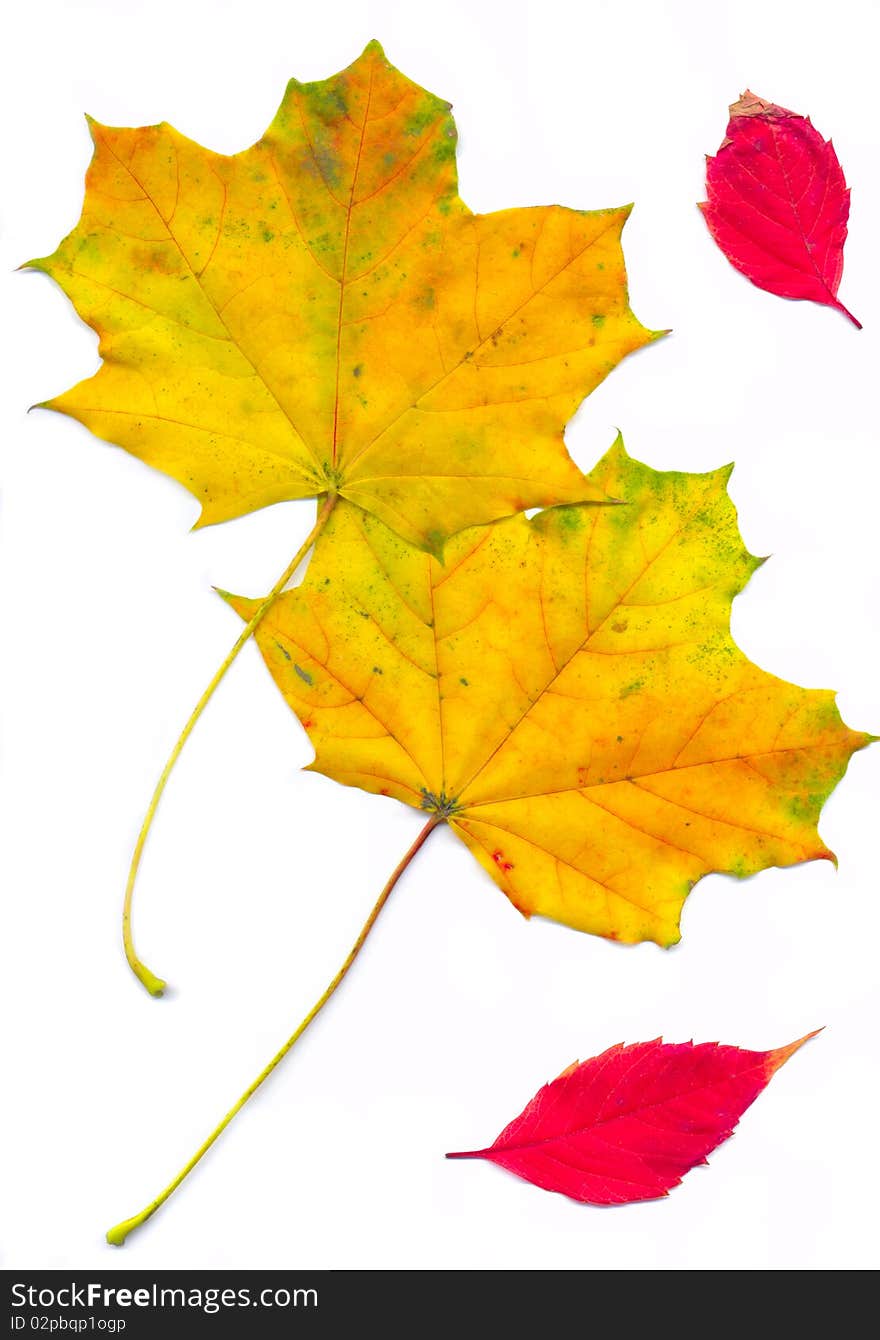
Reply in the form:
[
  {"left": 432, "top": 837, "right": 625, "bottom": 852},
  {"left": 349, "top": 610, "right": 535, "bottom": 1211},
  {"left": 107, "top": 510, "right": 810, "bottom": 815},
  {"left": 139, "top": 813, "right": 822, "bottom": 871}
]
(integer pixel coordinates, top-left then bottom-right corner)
[
  {"left": 122, "top": 493, "right": 338, "bottom": 997},
  {"left": 107, "top": 812, "right": 441, "bottom": 1244}
]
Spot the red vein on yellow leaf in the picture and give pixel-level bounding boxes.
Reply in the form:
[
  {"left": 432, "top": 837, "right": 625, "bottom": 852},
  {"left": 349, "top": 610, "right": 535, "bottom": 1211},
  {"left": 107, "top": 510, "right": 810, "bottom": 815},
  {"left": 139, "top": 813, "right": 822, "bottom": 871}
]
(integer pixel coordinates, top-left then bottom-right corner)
[
  {"left": 669, "top": 690, "right": 743, "bottom": 766},
  {"left": 324, "top": 770, "right": 425, "bottom": 803},
  {"left": 95, "top": 130, "right": 313, "bottom": 455},
  {"left": 476, "top": 342, "right": 606, "bottom": 370},
  {"left": 471, "top": 219, "right": 483, "bottom": 342},
  {"left": 354, "top": 117, "right": 443, "bottom": 207},
  {"left": 296, "top": 696, "right": 359, "bottom": 711},
  {"left": 355, "top": 524, "right": 427, "bottom": 623},
  {"left": 348, "top": 189, "right": 447, "bottom": 285},
  {"left": 453, "top": 494, "right": 716, "bottom": 801},
  {"left": 62, "top": 406, "right": 318, "bottom": 477},
  {"left": 265, "top": 150, "right": 342, "bottom": 285},
  {"left": 330, "top": 58, "right": 374, "bottom": 468},
  {"left": 416, "top": 393, "right": 556, "bottom": 413},
  {"left": 770, "top": 700, "right": 808, "bottom": 749},
  {"left": 439, "top": 596, "right": 496, "bottom": 643},
  {"left": 539, "top": 544, "right": 560, "bottom": 673},
  {"left": 352, "top": 472, "right": 569, "bottom": 483},
  {"left": 432, "top": 530, "right": 492, "bottom": 587},
  {"left": 89, "top": 186, "right": 146, "bottom": 204},
  {"left": 583, "top": 502, "right": 602, "bottom": 632},
  {"left": 167, "top": 148, "right": 182, "bottom": 226},
  {"left": 267, "top": 620, "right": 432, "bottom": 785},
  {"left": 741, "top": 756, "right": 774, "bottom": 781},
  {"left": 341, "top": 489, "right": 418, "bottom": 546},
  {"left": 366, "top": 610, "right": 432, "bottom": 676},
  {"left": 581, "top": 640, "right": 696, "bottom": 656},
  {"left": 530, "top": 211, "right": 548, "bottom": 289},
  {"left": 462, "top": 742, "right": 834, "bottom": 807},
  {"left": 456, "top": 818, "right": 662, "bottom": 923},
  {"left": 66, "top": 267, "right": 237, "bottom": 341},
  {"left": 629, "top": 781, "right": 812, "bottom": 850},
  {"left": 304, "top": 602, "right": 333, "bottom": 664},
  {"left": 196, "top": 177, "right": 227, "bottom": 279},
  {"left": 341, "top": 298, "right": 399, "bottom": 327},
  {"left": 576, "top": 790, "right": 707, "bottom": 864},
  {"left": 290, "top": 91, "right": 348, "bottom": 211},
  {"left": 217, "top": 267, "right": 287, "bottom": 315},
  {"left": 621, "top": 579, "right": 720, "bottom": 609},
  {"left": 341, "top": 213, "right": 623, "bottom": 476},
  {"left": 426, "top": 554, "right": 446, "bottom": 793},
  {"left": 507, "top": 658, "right": 534, "bottom": 704},
  {"left": 83, "top": 218, "right": 169, "bottom": 244}
]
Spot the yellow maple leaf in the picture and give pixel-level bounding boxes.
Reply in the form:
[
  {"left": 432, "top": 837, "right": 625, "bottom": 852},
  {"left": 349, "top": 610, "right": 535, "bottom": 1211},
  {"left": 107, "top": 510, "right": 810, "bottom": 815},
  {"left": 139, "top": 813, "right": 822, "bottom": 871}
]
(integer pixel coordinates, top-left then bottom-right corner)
[
  {"left": 27, "top": 40, "right": 663, "bottom": 996},
  {"left": 228, "top": 439, "right": 870, "bottom": 947},
  {"left": 29, "top": 40, "right": 656, "bottom": 552}
]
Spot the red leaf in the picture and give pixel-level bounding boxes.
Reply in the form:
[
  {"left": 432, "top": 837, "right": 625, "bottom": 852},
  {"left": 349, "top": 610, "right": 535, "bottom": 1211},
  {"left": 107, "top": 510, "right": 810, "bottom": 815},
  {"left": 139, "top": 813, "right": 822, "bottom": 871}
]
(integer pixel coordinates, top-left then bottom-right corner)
[
  {"left": 700, "top": 91, "right": 860, "bottom": 328},
  {"left": 447, "top": 1032, "right": 818, "bottom": 1205}
]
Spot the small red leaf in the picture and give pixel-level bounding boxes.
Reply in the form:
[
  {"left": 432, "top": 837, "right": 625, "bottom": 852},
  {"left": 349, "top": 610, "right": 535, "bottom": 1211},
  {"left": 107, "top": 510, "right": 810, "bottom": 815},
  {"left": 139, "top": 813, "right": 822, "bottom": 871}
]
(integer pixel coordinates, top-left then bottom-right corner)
[
  {"left": 447, "top": 1032, "right": 818, "bottom": 1205},
  {"left": 700, "top": 91, "right": 860, "bottom": 327}
]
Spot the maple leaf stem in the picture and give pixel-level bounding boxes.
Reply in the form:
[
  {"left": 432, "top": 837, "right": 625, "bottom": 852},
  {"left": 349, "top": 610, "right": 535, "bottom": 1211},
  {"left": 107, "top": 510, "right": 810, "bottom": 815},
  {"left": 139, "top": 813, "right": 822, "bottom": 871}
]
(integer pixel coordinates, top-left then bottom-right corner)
[
  {"left": 122, "top": 493, "right": 338, "bottom": 998},
  {"left": 106, "top": 812, "right": 442, "bottom": 1245}
]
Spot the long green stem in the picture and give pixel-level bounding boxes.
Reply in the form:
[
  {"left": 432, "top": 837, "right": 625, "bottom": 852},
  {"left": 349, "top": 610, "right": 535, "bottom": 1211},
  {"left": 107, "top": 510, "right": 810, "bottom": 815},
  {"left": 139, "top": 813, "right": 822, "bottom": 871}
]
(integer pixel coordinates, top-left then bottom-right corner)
[
  {"left": 123, "top": 494, "right": 338, "bottom": 997},
  {"left": 107, "top": 813, "right": 441, "bottom": 1245}
]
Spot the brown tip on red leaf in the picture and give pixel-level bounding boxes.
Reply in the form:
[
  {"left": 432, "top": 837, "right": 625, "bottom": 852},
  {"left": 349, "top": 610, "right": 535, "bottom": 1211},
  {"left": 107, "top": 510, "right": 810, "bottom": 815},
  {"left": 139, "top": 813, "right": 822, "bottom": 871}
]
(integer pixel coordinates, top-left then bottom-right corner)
[
  {"left": 730, "top": 90, "right": 792, "bottom": 120},
  {"left": 765, "top": 1028, "right": 823, "bottom": 1076},
  {"left": 554, "top": 1060, "right": 580, "bottom": 1081}
]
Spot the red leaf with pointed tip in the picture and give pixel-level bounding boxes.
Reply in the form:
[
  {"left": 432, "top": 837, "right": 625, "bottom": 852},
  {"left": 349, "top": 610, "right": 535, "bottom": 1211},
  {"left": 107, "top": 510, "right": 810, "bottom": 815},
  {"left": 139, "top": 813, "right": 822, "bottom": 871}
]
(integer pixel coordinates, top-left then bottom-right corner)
[
  {"left": 447, "top": 1032, "right": 818, "bottom": 1205},
  {"left": 700, "top": 91, "right": 860, "bottom": 328}
]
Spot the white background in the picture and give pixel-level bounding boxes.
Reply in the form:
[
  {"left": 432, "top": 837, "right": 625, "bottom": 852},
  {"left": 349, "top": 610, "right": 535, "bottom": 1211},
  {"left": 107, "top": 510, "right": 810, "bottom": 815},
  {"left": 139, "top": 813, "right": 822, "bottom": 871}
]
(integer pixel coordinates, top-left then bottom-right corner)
[{"left": 1, "top": 0, "right": 878, "bottom": 1272}]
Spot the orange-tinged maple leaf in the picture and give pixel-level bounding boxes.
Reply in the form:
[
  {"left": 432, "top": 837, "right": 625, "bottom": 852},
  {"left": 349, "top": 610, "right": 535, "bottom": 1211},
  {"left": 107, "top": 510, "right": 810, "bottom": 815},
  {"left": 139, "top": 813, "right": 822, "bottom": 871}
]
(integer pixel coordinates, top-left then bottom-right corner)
[
  {"left": 27, "top": 40, "right": 657, "bottom": 552},
  {"left": 228, "top": 439, "right": 871, "bottom": 947}
]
